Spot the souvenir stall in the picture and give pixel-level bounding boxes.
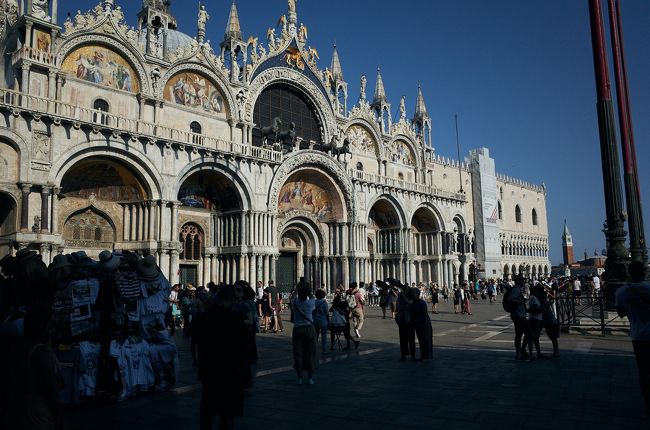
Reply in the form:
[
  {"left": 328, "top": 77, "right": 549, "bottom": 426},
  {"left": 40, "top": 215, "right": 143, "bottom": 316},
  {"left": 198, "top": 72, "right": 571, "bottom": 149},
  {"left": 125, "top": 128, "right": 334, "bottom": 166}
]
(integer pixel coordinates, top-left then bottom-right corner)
[{"left": 49, "top": 251, "right": 178, "bottom": 404}]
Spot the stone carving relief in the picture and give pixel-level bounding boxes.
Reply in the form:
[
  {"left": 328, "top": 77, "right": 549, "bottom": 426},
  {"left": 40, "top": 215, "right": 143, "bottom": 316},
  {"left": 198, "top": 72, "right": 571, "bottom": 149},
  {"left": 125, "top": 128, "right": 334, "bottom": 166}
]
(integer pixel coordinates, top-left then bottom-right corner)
[
  {"left": 32, "top": 130, "right": 51, "bottom": 162},
  {"left": 346, "top": 124, "right": 377, "bottom": 155}
]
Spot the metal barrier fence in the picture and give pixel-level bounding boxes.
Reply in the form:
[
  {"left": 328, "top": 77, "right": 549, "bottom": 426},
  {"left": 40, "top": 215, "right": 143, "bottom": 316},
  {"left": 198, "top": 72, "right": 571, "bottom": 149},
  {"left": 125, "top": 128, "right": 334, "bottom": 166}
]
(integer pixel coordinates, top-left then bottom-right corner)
[{"left": 554, "top": 292, "right": 620, "bottom": 335}]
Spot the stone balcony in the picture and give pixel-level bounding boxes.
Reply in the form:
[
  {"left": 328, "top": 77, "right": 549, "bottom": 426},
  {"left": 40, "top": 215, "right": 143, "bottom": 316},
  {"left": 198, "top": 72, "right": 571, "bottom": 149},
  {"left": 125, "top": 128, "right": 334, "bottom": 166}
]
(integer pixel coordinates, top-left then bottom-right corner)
[
  {"left": 348, "top": 168, "right": 467, "bottom": 203},
  {"left": 0, "top": 87, "right": 283, "bottom": 164}
]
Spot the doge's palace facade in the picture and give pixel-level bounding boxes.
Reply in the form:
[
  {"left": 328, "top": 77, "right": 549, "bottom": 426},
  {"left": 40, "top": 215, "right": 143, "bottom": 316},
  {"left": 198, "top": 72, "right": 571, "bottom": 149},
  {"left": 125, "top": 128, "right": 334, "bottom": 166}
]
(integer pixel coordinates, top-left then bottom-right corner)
[{"left": 0, "top": 0, "right": 550, "bottom": 290}]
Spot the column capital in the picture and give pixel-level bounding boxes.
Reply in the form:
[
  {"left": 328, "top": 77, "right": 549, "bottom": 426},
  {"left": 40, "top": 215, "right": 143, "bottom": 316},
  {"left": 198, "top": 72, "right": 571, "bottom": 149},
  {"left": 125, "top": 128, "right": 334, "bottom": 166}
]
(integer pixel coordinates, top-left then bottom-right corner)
[
  {"left": 41, "top": 185, "right": 52, "bottom": 195},
  {"left": 19, "top": 183, "right": 32, "bottom": 193}
]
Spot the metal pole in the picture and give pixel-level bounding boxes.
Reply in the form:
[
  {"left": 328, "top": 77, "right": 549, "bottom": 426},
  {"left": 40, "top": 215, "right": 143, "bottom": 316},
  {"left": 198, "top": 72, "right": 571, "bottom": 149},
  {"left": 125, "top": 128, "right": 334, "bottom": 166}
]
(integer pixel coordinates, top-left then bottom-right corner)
[
  {"left": 608, "top": 0, "right": 648, "bottom": 270},
  {"left": 588, "top": 0, "right": 629, "bottom": 306},
  {"left": 455, "top": 114, "right": 463, "bottom": 193}
]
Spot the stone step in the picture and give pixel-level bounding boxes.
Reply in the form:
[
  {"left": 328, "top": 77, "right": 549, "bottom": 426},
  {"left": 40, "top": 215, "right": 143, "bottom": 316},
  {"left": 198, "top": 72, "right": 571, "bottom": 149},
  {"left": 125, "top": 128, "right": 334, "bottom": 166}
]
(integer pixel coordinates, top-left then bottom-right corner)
[
  {"left": 578, "top": 317, "right": 629, "bottom": 327},
  {"left": 569, "top": 326, "right": 630, "bottom": 336},
  {"left": 590, "top": 311, "right": 625, "bottom": 320}
]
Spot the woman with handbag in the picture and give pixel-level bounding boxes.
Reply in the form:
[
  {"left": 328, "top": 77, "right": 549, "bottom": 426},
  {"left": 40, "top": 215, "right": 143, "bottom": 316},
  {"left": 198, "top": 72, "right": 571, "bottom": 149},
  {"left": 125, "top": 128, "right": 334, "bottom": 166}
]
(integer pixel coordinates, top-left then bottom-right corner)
[{"left": 330, "top": 286, "right": 359, "bottom": 350}]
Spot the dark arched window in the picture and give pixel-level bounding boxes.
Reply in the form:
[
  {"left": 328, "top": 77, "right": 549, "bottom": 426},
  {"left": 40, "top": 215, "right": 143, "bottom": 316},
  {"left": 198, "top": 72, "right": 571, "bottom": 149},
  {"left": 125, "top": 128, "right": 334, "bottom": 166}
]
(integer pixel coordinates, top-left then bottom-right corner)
[
  {"left": 515, "top": 205, "right": 522, "bottom": 223},
  {"left": 93, "top": 99, "right": 110, "bottom": 125},
  {"left": 180, "top": 223, "right": 202, "bottom": 261},
  {"left": 253, "top": 84, "right": 322, "bottom": 147},
  {"left": 190, "top": 121, "right": 202, "bottom": 134},
  {"left": 190, "top": 121, "right": 203, "bottom": 145},
  {"left": 532, "top": 209, "right": 538, "bottom": 226},
  {"left": 398, "top": 172, "right": 404, "bottom": 181},
  {"left": 498, "top": 201, "right": 503, "bottom": 220},
  {"left": 356, "top": 162, "right": 363, "bottom": 171}
]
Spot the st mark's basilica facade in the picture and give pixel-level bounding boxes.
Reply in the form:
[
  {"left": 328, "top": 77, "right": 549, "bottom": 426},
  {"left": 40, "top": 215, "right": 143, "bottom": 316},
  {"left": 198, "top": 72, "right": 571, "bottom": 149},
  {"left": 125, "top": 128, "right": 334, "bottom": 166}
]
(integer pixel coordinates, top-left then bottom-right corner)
[{"left": 0, "top": 0, "right": 550, "bottom": 291}]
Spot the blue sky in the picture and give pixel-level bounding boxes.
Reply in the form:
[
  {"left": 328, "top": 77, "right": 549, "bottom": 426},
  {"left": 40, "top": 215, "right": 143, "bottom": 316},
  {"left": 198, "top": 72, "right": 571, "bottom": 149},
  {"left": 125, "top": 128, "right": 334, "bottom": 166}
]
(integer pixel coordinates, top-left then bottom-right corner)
[{"left": 63, "top": 0, "right": 650, "bottom": 265}]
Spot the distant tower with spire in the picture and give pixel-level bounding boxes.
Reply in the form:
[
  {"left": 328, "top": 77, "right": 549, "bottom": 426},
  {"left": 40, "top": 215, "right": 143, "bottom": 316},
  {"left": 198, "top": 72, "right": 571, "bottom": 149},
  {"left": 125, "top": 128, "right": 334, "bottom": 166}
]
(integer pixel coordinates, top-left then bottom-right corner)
[
  {"left": 330, "top": 43, "right": 347, "bottom": 115},
  {"left": 562, "top": 219, "right": 574, "bottom": 266},
  {"left": 372, "top": 67, "right": 391, "bottom": 133},
  {"left": 412, "top": 85, "right": 432, "bottom": 146}
]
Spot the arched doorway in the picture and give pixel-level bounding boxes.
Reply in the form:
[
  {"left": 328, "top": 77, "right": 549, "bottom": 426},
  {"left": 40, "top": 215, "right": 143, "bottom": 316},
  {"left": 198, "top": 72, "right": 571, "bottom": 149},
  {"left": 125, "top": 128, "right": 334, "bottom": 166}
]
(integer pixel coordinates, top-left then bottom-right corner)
[
  {"left": 368, "top": 198, "right": 403, "bottom": 281},
  {"left": 177, "top": 169, "right": 244, "bottom": 286},
  {"left": 278, "top": 217, "right": 323, "bottom": 292},
  {"left": 276, "top": 169, "right": 345, "bottom": 291},
  {"left": 60, "top": 157, "right": 148, "bottom": 256},
  {"left": 503, "top": 264, "right": 510, "bottom": 280},
  {"left": 0, "top": 192, "right": 17, "bottom": 256},
  {"left": 409, "top": 207, "right": 442, "bottom": 285}
]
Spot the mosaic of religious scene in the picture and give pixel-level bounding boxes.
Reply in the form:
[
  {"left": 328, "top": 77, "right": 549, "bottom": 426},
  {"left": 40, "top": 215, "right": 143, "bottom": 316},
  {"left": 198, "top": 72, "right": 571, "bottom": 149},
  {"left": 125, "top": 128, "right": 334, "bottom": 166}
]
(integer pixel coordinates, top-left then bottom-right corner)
[
  {"left": 278, "top": 174, "right": 340, "bottom": 221},
  {"left": 178, "top": 172, "right": 239, "bottom": 211},
  {"left": 164, "top": 72, "right": 225, "bottom": 117},
  {"left": 389, "top": 140, "right": 415, "bottom": 165},
  {"left": 35, "top": 29, "right": 51, "bottom": 52},
  {"left": 346, "top": 125, "right": 377, "bottom": 153},
  {"left": 61, "top": 45, "right": 138, "bottom": 92},
  {"left": 61, "top": 161, "right": 144, "bottom": 202}
]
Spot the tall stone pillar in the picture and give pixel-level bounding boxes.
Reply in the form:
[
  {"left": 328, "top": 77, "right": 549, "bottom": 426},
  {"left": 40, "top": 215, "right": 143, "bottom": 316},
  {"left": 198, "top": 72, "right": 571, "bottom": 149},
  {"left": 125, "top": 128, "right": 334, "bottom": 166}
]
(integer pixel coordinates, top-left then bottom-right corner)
[
  {"left": 40, "top": 186, "right": 50, "bottom": 233},
  {"left": 270, "top": 255, "right": 277, "bottom": 285},
  {"left": 203, "top": 254, "right": 210, "bottom": 286},
  {"left": 170, "top": 250, "right": 179, "bottom": 285},
  {"left": 342, "top": 257, "right": 349, "bottom": 287},
  {"left": 263, "top": 255, "right": 270, "bottom": 286},
  {"left": 40, "top": 243, "right": 51, "bottom": 265},
  {"left": 249, "top": 254, "right": 256, "bottom": 284},
  {"left": 160, "top": 250, "right": 170, "bottom": 284},
  {"left": 321, "top": 258, "right": 328, "bottom": 291},
  {"left": 51, "top": 187, "right": 60, "bottom": 234},
  {"left": 20, "top": 183, "right": 31, "bottom": 231}
]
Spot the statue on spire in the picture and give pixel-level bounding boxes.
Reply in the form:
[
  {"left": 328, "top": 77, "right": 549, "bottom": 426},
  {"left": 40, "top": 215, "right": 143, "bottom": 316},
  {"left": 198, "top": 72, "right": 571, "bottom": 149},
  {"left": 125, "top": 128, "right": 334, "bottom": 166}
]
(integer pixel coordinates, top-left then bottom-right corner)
[
  {"left": 288, "top": 0, "right": 297, "bottom": 16},
  {"left": 31, "top": 0, "right": 51, "bottom": 21},
  {"left": 360, "top": 74, "right": 367, "bottom": 102},
  {"left": 197, "top": 3, "right": 210, "bottom": 43},
  {"left": 399, "top": 95, "right": 406, "bottom": 121},
  {"left": 287, "top": 0, "right": 298, "bottom": 36}
]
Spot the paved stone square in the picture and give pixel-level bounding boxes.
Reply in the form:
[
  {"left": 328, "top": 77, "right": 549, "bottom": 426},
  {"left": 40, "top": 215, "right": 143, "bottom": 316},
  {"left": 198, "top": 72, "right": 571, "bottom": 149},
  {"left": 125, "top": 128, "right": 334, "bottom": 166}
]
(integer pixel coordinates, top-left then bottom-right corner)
[{"left": 64, "top": 300, "right": 647, "bottom": 430}]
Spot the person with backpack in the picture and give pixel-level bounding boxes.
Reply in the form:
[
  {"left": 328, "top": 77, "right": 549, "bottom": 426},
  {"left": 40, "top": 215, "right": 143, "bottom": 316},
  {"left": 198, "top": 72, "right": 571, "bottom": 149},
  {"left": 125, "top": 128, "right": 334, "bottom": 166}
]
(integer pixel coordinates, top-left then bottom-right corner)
[
  {"left": 504, "top": 275, "right": 532, "bottom": 360},
  {"left": 525, "top": 284, "right": 547, "bottom": 359},
  {"left": 396, "top": 285, "right": 416, "bottom": 361}
]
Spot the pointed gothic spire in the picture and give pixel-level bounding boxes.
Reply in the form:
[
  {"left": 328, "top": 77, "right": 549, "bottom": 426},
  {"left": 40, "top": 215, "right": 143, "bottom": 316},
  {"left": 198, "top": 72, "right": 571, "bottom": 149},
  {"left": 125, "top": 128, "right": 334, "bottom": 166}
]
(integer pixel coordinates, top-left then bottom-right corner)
[
  {"left": 563, "top": 219, "right": 571, "bottom": 237},
  {"left": 413, "top": 84, "right": 429, "bottom": 120},
  {"left": 373, "top": 67, "right": 387, "bottom": 105},
  {"left": 331, "top": 42, "right": 343, "bottom": 82},
  {"left": 224, "top": 0, "right": 242, "bottom": 41}
]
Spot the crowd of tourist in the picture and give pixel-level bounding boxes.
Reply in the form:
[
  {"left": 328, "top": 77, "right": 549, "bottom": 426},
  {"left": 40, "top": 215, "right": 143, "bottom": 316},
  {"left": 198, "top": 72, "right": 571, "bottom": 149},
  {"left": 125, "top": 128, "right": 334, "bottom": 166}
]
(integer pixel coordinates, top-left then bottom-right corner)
[{"left": 3, "top": 244, "right": 648, "bottom": 427}]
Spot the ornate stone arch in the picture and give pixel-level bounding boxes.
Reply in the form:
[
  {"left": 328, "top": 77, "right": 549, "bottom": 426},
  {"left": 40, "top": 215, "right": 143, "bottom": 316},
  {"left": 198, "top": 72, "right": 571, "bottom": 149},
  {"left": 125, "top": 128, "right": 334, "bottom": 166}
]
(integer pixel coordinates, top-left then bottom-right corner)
[
  {"left": 409, "top": 201, "right": 446, "bottom": 232},
  {"left": 49, "top": 140, "right": 163, "bottom": 200},
  {"left": 451, "top": 213, "right": 467, "bottom": 233},
  {"left": 277, "top": 214, "right": 328, "bottom": 257},
  {"left": 268, "top": 150, "right": 354, "bottom": 221},
  {"left": 157, "top": 62, "right": 236, "bottom": 121},
  {"left": 245, "top": 67, "right": 337, "bottom": 144},
  {"left": 56, "top": 33, "right": 151, "bottom": 95},
  {"left": 344, "top": 119, "right": 382, "bottom": 159},
  {"left": 0, "top": 129, "right": 31, "bottom": 181},
  {"left": 367, "top": 194, "right": 408, "bottom": 228},
  {"left": 388, "top": 134, "right": 421, "bottom": 168},
  {"left": 62, "top": 204, "right": 117, "bottom": 247},
  {"left": 173, "top": 159, "right": 254, "bottom": 210}
]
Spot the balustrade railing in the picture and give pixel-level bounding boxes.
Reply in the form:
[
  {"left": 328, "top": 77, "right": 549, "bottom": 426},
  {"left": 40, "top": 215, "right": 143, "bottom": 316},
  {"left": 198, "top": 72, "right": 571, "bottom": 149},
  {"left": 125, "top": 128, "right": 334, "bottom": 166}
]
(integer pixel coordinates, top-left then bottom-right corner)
[
  {"left": 0, "top": 87, "right": 283, "bottom": 163},
  {"left": 348, "top": 169, "right": 467, "bottom": 202},
  {"left": 12, "top": 46, "right": 58, "bottom": 67}
]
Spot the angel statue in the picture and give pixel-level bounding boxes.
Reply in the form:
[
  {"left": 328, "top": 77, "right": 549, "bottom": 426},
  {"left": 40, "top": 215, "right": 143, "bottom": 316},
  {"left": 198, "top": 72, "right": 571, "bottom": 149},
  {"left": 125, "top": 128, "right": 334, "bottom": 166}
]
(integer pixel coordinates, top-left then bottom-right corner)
[
  {"left": 32, "top": 0, "right": 50, "bottom": 20},
  {"left": 360, "top": 74, "right": 367, "bottom": 101},
  {"left": 288, "top": 0, "right": 297, "bottom": 16}
]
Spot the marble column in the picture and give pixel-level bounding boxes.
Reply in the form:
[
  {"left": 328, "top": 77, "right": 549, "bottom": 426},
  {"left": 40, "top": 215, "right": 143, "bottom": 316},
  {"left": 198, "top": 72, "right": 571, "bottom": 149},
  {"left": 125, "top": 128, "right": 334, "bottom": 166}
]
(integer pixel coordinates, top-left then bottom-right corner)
[
  {"left": 210, "top": 255, "right": 217, "bottom": 284},
  {"left": 160, "top": 251, "right": 170, "bottom": 284},
  {"left": 240, "top": 254, "right": 247, "bottom": 281},
  {"left": 270, "top": 255, "right": 277, "bottom": 285},
  {"left": 40, "top": 243, "right": 51, "bottom": 265},
  {"left": 40, "top": 186, "right": 50, "bottom": 233},
  {"left": 20, "top": 183, "right": 30, "bottom": 231},
  {"left": 249, "top": 254, "right": 256, "bottom": 284},
  {"left": 170, "top": 250, "right": 179, "bottom": 285},
  {"left": 224, "top": 257, "right": 231, "bottom": 284},
  {"left": 203, "top": 254, "right": 210, "bottom": 286},
  {"left": 263, "top": 255, "right": 270, "bottom": 285},
  {"left": 342, "top": 257, "right": 349, "bottom": 287},
  {"left": 321, "top": 258, "right": 328, "bottom": 291},
  {"left": 51, "top": 187, "right": 60, "bottom": 234},
  {"left": 171, "top": 202, "right": 180, "bottom": 243}
]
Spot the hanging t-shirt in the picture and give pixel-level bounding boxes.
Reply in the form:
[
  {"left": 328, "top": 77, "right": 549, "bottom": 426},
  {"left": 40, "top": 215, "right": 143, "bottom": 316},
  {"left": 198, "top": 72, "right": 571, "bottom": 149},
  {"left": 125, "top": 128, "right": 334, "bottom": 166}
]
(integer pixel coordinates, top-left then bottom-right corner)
[
  {"left": 109, "top": 340, "right": 131, "bottom": 401},
  {"left": 78, "top": 342, "right": 101, "bottom": 397},
  {"left": 125, "top": 340, "right": 155, "bottom": 392},
  {"left": 56, "top": 346, "right": 82, "bottom": 404},
  {"left": 148, "top": 339, "right": 178, "bottom": 391},
  {"left": 139, "top": 290, "right": 167, "bottom": 316}
]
